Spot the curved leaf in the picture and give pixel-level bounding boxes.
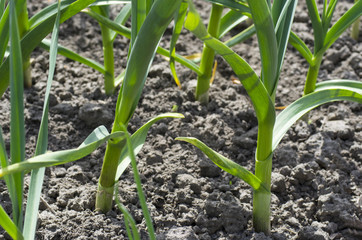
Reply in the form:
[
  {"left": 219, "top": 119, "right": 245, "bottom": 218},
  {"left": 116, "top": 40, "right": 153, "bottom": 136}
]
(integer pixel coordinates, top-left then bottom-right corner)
[
  {"left": 169, "top": 0, "right": 188, "bottom": 88},
  {"left": 0, "top": 205, "right": 23, "bottom": 240},
  {"left": 28, "top": 0, "right": 74, "bottom": 29},
  {"left": 205, "top": 0, "right": 251, "bottom": 17},
  {"left": 219, "top": 10, "right": 248, "bottom": 38},
  {"left": 272, "top": 0, "right": 297, "bottom": 98},
  {"left": 110, "top": 3, "right": 132, "bottom": 41},
  {"left": 0, "top": 126, "right": 125, "bottom": 178},
  {"left": 185, "top": 1, "right": 275, "bottom": 129},
  {"left": 119, "top": 124, "right": 156, "bottom": 239},
  {"left": 324, "top": 0, "right": 362, "bottom": 51},
  {"left": 39, "top": 39, "right": 106, "bottom": 75},
  {"left": 224, "top": 24, "right": 255, "bottom": 47},
  {"left": 0, "top": 0, "right": 98, "bottom": 97},
  {"left": 306, "top": 0, "right": 323, "bottom": 51},
  {"left": 289, "top": 31, "right": 313, "bottom": 65},
  {"left": 247, "top": 0, "right": 278, "bottom": 97},
  {"left": 273, "top": 80, "right": 362, "bottom": 150},
  {"left": 23, "top": 1, "right": 62, "bottom": 238},
  {"left": 115, "top": 113, "right": 184, "bottom": 180},
  {"left": 176, "top": 137, "right": 268, "bottom": 192},
  {"left": 114, "top": 0, "right": 182, "bottom": 126}
]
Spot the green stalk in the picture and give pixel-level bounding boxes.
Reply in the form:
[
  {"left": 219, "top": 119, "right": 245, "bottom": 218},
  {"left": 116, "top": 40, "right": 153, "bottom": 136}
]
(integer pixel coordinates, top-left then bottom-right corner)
[
  {"left": 92, "top": 5, "right": 115, "bottom": 95},
  {"left": 253, "top": 115, "right": 274, "bottom": 234},
  {"left": 95, "top": 124, "right": 125, "bottom": 212},
  {"left": 351, "top": 0, "right": 360, "bottom": 40},
  {"left": 195, "top": 3, "right": 223, "bottom": 103},
  {"left": 95, "top": 0, "right": 182, "bottom": 213},
  {"left": 303, "top": 56, "right": 323, "bottom": 95}
]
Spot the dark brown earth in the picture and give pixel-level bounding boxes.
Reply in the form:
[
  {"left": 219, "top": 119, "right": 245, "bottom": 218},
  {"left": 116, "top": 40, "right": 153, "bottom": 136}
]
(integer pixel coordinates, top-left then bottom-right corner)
[{"left": 0, "top": 0, "right": 361, "bottom": 239}]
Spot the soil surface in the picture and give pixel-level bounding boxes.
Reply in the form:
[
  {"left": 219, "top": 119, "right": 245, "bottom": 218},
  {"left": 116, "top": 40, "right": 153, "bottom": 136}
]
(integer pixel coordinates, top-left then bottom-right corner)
[{"left": 1, "top": 0, "right": 361, "bottom": 239}]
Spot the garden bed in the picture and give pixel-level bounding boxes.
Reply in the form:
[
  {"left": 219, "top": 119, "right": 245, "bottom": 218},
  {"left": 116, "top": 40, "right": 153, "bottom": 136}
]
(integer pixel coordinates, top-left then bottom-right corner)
[{"left": 0, "top": 0, "right": 361, "bottom": 239}]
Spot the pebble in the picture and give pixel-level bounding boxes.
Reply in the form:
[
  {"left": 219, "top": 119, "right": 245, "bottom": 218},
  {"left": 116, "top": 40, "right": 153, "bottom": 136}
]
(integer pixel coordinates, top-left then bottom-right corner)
[
  {"left": 161, "top": 227, "right": 198, "bottom": 240},
  {"left": 78, "top": 103, "right": 113, "bottom": 127}
]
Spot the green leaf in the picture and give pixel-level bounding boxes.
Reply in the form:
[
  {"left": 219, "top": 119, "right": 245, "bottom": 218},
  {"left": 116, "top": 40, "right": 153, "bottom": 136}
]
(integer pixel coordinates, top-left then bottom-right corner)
[
  {"left": 306, "top": 0, "right": 323, "bottom": 52},
  {"left": 323, "top": 0, "right": 362, "bottom": 52},
  {"left": 9, "top": 0, "right": 25, "bottom": 228},
  {"left": 131, "top": 0, "right": 148, "bottom": 45},
  {"left": 205, "top": 0, "right": 251, "bottom": 17},
  {"left": 119, "top": 124, "right": 156, "bottom": 240},
  {"left": 39, "top": 39, "right": 106, "bottom": 75},
  {"left": 169, "top": 0, "right": 188, "bottom": 88},
  {"left": 23, "top": 1, "right": 61, "bottom": 238},
  {"left": 247, "top": 0, "right": 278, "bottom": 97},
  {"left": 114, "top": 0, "right": 182, "bottom": 126},
  {"left": 0, "top": 4, "right": 9, "bottom": 63},
  {"left": 322, "top": 0, "right": 337, "bottom": 33},
  {"left": 115, "top": 182, "right": 140, "bottom": 240},
  {"left": 90, "top": 0, "right": 131, "bottom": 7},
  {"left": 185, "top": 1, "right": 275, "bottom": 130},
  {"left": 115, "top": 113, "right": 184, "bottom": 180},
  {"left": 0, "top": 126, "right": 125, "bottom": 178},
  {"left": 289, "top": 31, "right": 313, "bottom": 65},
  {"left": 176, "top": 137, "right": 268, "bottom": 192},
  {"left": 219, "top": 9, "right": 248, "bottom": 38},
  {"left": 82, "top": 7, "right": 202, "bottom": 76},
  {"left": 0, "top": 205, "right": 24, "bottom": 240},
  {"left": 273, "top": 80, "right": 362, "bottom": 151},
  {"left": 0, "top": 126, "right": 18, "bottom": 227},
  {"left": 82, "top": 8, "right": 131, "bottom": 39},
  {"left": 0, "top": 0, "right": 98, "bottom": 97},
  {"left": 110, "top": 3, "right": 132, "bottom": 41},
  {"left": 271, "top": 0, "right": 297, "bottom": 98},
  {"left": 0, "top": 0, "right": 5, "bottom": 17},
  {"left": 224, "top": 24, "right": 255, "bottom": 47},
  {"left": 28, "top": 0, "right": 74, "bottom": 29}
]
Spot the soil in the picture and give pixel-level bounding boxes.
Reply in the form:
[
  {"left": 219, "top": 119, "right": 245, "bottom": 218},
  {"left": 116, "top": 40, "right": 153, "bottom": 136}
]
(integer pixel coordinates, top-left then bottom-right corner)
[{"left": 0, "top": 0, "right": 361, "bottom": 239}]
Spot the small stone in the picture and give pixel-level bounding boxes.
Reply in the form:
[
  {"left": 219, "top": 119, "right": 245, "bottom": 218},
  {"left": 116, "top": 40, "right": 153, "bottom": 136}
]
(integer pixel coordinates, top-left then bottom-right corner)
[
  {"left": 233, "top": 136, "right": 255, "bottom": 149},
  {"left": 78, "top": 103, "right": 113, "bottom": 127},
  {"left": 59, "top": 91, "right": 72, "bottom": 101},
  {"left": 67, "top": 165, "right": 86, "bottom": 183},
  {"left": 323, "top": 120, "right": 353, "bottom": 140},
  {"left": 296, "top": 226, "right": 329, "bottom": 240},
  {"left": 291, "top": 163, "right": 315, "bottom": 184},
  {"left": 279, "top": 166, "right": 291, "bottom": 176},
  {"left": 350, "top": 143, "right": 361, "bottom": 161},
  {"left": 325, "top": 49, "right": 340, "bottom": 64},
  {"left": 48, "top": 93, "right": 59, "bottom": 107},
  {"left": 146, "top": 151, "right": 163, "bottom": 165},
  {"left": 163, "top": 227, "right": 198, "bottom": 240},
  {"left": 52, "top": 103, "right": 74, "bottom": 115},
  {"left": 205, "top": 200, "right": 220, "bottom": 217},
  {"left": 271, "top": 173, "right": 286, "bottom": 193},
  {"left": 199, "top": 159, "right": 221, "bottom": 177},
  {"left": 53, "top": 167, "right": 67, "bottom": 177}
]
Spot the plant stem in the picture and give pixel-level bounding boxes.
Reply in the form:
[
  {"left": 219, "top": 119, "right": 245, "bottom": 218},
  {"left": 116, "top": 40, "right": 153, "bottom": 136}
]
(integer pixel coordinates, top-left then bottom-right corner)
[
  {"left": 95, "top": 125, "right": 124, "bottom": 213},
  {"left": 93, "top": 6, "right": 115, "bottom": 95},
  {"left": 195, "top": 3, "right": 223, "bottom": 104},
  {"left": 253, "top": 155, "right": 272, "bottom": 234},
  {"left": 351, "top": 0, "right": 360, "bottom": 41},
  {"left": 303, "top": 56, "right": 323, "bottom": 95},
  {"left": 253, "top": 118, "right": 274, "bottom": 234}
]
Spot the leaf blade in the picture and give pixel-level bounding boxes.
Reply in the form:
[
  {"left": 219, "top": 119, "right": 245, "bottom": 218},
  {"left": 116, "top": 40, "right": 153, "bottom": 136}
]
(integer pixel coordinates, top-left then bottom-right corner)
[
  {"left": 273, "top": 80, "right": 362, "bottom": 150},
  {"left": 176, "top": 137, "right": 268, "bottom": 192}
]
